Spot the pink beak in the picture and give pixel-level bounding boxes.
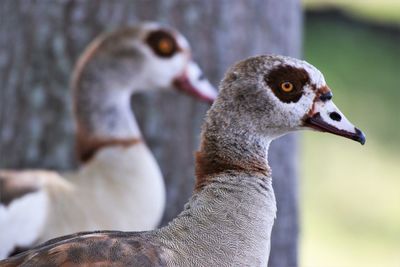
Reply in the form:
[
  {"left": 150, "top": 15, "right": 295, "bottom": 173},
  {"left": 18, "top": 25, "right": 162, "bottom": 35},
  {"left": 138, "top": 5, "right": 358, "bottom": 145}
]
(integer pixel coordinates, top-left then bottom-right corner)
[{"left": 173, "top": 61, "right": 217, "bottom": 104}]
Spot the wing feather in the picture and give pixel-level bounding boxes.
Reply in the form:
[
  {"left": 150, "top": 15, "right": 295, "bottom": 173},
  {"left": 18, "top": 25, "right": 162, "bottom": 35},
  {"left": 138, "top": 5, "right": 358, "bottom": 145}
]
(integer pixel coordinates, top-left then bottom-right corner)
[
  {"left": 0, "top": 231, "right": 166, "bottom": 267},
  {"left": 0, "top": 170, "right": 71, "bottom": 259}
]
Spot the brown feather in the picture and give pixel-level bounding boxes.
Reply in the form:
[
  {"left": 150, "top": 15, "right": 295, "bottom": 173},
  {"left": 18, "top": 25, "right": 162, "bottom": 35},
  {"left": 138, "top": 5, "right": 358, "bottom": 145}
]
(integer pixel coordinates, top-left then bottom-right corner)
[
  {"left": 0, "top": 232, "right": 166, "bottom": 267},
  {"left": 195, "top": 148, "right": 270, "bottom": 192},
  {"left": 76, "top": 132, "right": 142, "bottom": 162},
  {"left": 0, "top": 170, "right": 48, "bottom": 206}
]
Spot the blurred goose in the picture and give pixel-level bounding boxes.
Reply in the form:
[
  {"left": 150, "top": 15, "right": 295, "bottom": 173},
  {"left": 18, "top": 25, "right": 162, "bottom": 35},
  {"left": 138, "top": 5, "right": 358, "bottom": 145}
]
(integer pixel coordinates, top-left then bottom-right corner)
[
  {"left": 0, "top": 23, "right": 217, "bottom": 259},
  {"left": 0, "top": 55, "right": 365, "bottom": 266}
]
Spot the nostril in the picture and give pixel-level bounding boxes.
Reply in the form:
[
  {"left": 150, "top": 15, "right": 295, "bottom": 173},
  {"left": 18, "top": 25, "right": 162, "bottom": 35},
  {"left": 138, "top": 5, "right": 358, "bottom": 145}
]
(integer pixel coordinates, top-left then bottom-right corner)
[
  {"left": 198, "top": 73, "right": 206, "bottom": 80},
  {"left": 319, "top": 92, "right": 333, "bottom": 102},
  {"left": 329, "top": 112, "right": 342, "bottom": 122}
]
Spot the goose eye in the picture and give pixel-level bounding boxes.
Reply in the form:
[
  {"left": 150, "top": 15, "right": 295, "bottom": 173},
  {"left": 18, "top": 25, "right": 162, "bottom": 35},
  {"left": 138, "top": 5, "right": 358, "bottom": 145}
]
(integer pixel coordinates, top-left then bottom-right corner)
[
  {"left": 281, "top": 82, "right": 294, "bottom": 92},
  {"left": 146, "top": 30, "right": 178, "bottom": 58},
  {"left": 158, "top": 38, "right": 173, "bottom": 54}
]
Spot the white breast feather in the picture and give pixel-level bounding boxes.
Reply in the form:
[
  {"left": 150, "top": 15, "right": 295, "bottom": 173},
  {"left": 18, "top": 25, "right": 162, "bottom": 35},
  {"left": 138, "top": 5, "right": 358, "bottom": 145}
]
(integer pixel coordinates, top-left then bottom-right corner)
[{"left": 0, "top": 191, "right": 48, "bottom": 259}]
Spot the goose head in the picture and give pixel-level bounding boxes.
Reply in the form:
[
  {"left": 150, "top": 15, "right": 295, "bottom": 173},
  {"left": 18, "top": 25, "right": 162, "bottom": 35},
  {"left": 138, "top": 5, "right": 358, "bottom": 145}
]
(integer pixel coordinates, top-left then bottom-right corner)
[
  {"left": 72, "top": 23, "right": 217, "bottom": 162},
  {"left": 216, "top": 55, "right": 365, "bottom": 144},
  {"left": 73, "top": 22, "right": 217, "bottom": 103}
]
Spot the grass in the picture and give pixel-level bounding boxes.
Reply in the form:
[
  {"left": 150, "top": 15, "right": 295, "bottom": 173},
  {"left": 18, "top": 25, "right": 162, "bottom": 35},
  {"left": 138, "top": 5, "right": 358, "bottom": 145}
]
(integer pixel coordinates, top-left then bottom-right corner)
[
  {"left": 303, "top": 0, "right": 400, "bottom": 24},
  {"left": 300, "top": 15, "right": 400, "bottom": 267},
  {"left": 301, "top": 135, "right": 400, "bottom": 267}
]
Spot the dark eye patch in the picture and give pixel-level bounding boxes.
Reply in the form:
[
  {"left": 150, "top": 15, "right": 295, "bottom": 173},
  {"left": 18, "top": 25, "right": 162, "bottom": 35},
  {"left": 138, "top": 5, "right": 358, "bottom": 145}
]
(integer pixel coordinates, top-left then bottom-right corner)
[
  {"left": 264, "top": 65, "right": 310, "bottom": 103},
  {"left": 145, "top": 30, "right": 178, "bottom": 58}
]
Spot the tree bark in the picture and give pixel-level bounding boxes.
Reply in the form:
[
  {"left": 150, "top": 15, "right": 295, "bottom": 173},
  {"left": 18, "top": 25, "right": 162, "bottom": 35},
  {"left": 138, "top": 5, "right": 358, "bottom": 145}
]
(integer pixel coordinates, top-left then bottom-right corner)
[{"left": 0, "top": 1, "right": 301, "bottom": 266}]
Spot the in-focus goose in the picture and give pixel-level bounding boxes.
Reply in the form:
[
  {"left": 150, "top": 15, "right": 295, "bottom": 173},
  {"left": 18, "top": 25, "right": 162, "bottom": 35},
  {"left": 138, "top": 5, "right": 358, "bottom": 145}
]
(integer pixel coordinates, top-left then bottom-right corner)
[
  {"left": 0, "top": 55, "right": 365, "bottom": 266},
  {"left": 0, "top": 23, "right": 217, "bottom": 259}
]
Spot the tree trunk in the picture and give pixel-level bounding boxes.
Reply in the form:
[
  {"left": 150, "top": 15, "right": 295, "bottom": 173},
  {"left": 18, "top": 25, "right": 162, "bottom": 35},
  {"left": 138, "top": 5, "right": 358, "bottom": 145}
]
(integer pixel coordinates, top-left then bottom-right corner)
[{"left": 0, "top": 1, "right": 301, "bottom": 266}]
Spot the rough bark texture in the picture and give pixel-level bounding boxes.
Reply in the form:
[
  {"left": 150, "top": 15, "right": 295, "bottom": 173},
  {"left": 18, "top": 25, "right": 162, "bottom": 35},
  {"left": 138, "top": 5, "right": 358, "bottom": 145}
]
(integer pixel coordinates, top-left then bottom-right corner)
[{"left": 0, "top": 1, "right": 301, "bottom": 266}]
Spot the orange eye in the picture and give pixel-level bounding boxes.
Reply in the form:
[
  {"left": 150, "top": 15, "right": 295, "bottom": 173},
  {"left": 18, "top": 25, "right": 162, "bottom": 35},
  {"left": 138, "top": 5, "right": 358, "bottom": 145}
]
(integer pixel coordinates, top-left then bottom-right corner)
[
  {"left": 158, "top": 38, "right": 173, "bottom": 54},
  {"left": 146, "top": 30, "right": 177, "bottom": 58},
  {"left": 281, "top": 82, "right": 294, "bottom": 92}
]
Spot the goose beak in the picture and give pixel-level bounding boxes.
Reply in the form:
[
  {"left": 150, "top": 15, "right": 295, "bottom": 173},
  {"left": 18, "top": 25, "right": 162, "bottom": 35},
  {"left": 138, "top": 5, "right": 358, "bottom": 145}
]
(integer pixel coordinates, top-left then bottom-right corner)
[
  {"left": 173, "top": 61, "right": 217, "bottom": 104},
  {"left": 304, "top": 98, "right": 366, "bottom": 145}
]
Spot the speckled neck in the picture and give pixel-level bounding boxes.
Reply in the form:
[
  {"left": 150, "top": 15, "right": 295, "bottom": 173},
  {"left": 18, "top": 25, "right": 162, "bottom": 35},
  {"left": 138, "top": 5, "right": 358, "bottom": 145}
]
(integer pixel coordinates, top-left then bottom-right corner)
[
  {"left": 195, "top": 100, "right": 272, "bottom": 191},
  {"left": 153, "top": 100, "right": 276, "bottom": 265},
  {"left": 158, "top": 161, "right": 276, "bottom": 266}
]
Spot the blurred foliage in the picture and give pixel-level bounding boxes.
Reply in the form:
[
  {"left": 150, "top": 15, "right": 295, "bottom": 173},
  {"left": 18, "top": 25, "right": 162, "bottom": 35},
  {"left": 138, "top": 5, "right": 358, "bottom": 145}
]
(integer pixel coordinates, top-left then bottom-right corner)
[
  {"left": 303, "top": 0, "right": 400, "bottom": 24},
  {"left": 300, "top": 12, "right": 400, "bottom": 267}
]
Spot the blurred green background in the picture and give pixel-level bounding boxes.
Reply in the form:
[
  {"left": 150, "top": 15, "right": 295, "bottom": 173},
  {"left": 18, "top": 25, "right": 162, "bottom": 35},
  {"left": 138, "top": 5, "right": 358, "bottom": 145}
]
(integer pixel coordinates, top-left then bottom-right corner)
[{"left": 301, "top": 1, "right": 400, "bottom": 266}]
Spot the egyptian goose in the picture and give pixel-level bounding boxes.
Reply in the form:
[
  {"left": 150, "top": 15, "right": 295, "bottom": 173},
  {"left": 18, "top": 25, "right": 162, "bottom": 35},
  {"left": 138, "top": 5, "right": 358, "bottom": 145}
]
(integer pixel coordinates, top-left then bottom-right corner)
[
  {"left": 0, "top": 55, "right": 365, "bottom": 266},
  {"left": 0, "top": 23, "right": 217, "bottom": 259}
]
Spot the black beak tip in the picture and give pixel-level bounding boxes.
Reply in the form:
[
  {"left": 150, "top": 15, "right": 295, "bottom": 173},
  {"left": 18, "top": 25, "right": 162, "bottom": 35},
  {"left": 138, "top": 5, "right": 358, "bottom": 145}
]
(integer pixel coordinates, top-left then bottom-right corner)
[{"left": 355, "top": 128, "right": 366, "bottom": 145}]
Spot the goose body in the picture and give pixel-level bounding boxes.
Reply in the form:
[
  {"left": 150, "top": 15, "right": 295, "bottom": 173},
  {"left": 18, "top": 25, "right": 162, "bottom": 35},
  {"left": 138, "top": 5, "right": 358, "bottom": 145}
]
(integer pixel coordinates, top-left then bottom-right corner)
[
  {"left": 0, "top": 55, "right": 365, "bottom": 266},
  {"left": 0, "top": 23, "right": 217, "bottom": 258}
]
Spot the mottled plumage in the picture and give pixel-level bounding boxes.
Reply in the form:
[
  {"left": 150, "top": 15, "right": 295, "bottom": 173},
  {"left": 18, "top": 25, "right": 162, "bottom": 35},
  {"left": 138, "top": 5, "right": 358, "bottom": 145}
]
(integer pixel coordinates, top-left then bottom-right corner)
[
  {"left": 1, "top": 231, "right": 166, "bottom": 266},
  {"left": 1, "top": 55, "right": 365, "bottom": 266}
]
